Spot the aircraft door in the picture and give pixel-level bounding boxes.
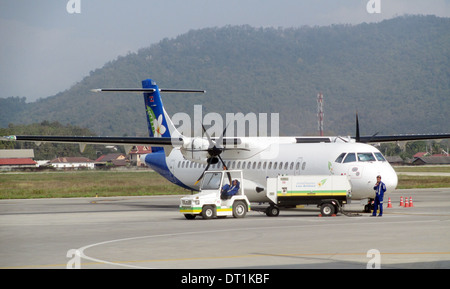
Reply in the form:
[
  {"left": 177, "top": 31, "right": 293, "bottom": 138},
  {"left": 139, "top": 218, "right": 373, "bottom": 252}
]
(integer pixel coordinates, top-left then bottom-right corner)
[
  {"left": 169, "top": 159, "right": 176, "bottom": 174},
  {"left": 294, "top": 158, "right": 303, "bottom": 175}
]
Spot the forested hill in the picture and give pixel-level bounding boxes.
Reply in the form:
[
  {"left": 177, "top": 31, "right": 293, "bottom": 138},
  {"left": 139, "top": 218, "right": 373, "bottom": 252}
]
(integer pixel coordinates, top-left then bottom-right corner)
[{"left": 1, "top": 15, "right": 449, "bottom": 137}]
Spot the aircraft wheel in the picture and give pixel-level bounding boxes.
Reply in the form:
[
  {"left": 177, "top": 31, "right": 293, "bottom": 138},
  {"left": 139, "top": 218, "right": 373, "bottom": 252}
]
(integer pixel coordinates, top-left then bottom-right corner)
[
  {"left": 320, "top": 203, "right": 335, "bottom": 217},
  {"left": 201, "top": 205, "right": 215, "bottom": 219},
  {"left": 232, "top": 201, "right": 247, "bottom": 218},
  {"left": 266, "top": 205, "right": 280, "bottom": 217}
]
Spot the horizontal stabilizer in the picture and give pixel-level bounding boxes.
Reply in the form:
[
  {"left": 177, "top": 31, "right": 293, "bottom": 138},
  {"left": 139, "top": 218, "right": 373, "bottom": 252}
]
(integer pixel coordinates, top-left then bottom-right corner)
[{"left": 91, "top": 88, "right": 205, "bottom": 93}]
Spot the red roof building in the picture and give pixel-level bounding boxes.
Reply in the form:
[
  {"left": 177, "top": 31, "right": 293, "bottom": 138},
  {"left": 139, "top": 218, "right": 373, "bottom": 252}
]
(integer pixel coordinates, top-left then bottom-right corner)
[
  {"left": 95, "top": 153, "right": 128, "bottom": 167},
  {"left": 0, "top": 158, "right": 38, "bottom": 170},
  {"left": 0, "top": 158, "right": 37, "bottom": 166},
  {"left": 128, "top": 146, "right": 152, "bottom": 167},
  {"left": 413, "top": 152, "right": 429, "bottom": 158}
]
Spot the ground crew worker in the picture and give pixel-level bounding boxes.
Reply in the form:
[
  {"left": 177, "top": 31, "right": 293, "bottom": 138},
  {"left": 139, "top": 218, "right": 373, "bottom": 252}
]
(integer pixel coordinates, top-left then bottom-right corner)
[
  {"left": 372, "top": 175, "right": 386, "bottom": 217},
  {"left": 220, "top": 183, "right": 230, "bottom": 199},
  {"left": 226, "top": 179, "right": 240, "bottom": 198}
]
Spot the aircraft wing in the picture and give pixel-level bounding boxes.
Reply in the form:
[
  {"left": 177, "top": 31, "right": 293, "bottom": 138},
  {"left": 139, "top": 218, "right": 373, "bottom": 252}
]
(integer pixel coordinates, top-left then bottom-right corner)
[
  {"left": 0, "top": 135, "right": 184, "bottom": 146},
  {"left": 354, "top": 114, "right": 450, "bottom": 143},
  {"left": 358, "top": 133, "right": 450, "bottom": 143}
]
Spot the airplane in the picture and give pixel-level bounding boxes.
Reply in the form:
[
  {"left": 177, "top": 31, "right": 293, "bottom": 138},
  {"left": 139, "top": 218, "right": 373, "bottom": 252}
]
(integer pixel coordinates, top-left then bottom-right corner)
[{"left": 2, "top": 78, "right": 450, "bottom": 211}]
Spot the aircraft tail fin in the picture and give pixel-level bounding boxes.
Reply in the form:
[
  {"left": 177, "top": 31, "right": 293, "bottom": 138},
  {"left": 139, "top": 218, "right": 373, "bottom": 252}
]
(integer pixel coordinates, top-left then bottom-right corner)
[
  {"left": 142, "top": 79, "right": 175, "bottom": 142},
  {"left": 140, "top": 79, "right": 205, "bottom": 152},
  {"left": 92, "top": 79, "right": 205, "bottom": 152}
]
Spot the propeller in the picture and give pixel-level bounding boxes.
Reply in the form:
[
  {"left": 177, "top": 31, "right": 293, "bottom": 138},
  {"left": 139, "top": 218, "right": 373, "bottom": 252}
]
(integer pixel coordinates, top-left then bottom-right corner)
[
  {"left": 355, "top": 112, "right": 360, "bottom": 142},
  {"left": 194, "top": 124, "right": 231, "bottom": 185},
  {"left": 355, "top": 112, "right": 380, "bottom": 143}
]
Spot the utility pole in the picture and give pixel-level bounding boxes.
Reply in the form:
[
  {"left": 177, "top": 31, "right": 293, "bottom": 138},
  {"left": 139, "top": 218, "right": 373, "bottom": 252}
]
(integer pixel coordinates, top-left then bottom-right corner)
[{"left": 317, "top": 92, "right": 324, "bottom": 136}]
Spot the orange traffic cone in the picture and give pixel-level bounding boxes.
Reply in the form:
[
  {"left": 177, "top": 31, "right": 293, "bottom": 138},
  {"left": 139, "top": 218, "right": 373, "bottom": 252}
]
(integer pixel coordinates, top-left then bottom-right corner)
[
  {"left": 399, "top": 196, "right": 404, "bottom": 207},
  {"left": 404, "top": 196, "right": 409, "bottom": 207},
  {"left": 387, "top": 197, "right": 393, "bottom": 208},
  {"left": 409, "top": 197, "right": 414, "bottom": 207}
]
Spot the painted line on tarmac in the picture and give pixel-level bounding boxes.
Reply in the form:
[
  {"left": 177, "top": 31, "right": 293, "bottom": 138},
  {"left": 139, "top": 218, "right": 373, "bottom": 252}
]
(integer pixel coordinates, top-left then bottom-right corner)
[
  {"left": 3, "top": 251, "right": 450, "bottom": 269},
  {"left": 76, "top": 219, "right": 443, "bottom": 269}
]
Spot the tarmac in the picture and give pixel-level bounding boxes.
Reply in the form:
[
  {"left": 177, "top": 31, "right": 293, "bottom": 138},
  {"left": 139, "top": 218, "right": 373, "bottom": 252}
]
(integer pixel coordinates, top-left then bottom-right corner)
[{"left": 0, "top": 188, "right": 449, "bottom": 269}]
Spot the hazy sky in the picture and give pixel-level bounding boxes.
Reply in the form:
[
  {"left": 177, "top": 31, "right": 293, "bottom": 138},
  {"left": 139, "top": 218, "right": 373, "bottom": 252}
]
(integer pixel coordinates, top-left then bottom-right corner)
[{"left": 1, "top": 0, "right": 450, "bottom": 102}]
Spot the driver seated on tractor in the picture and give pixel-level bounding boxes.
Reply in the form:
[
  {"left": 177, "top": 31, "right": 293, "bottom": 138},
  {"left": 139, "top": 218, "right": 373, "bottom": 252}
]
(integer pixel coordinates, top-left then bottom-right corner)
[{"left": 221, "top": 179, "right": 240, "bottom": 199}]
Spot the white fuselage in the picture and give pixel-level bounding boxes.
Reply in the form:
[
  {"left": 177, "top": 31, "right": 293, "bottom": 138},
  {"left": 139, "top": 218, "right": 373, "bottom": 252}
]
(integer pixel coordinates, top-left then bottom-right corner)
[{"left": 146, "top": 137, "right": 398, "bottom": 203}]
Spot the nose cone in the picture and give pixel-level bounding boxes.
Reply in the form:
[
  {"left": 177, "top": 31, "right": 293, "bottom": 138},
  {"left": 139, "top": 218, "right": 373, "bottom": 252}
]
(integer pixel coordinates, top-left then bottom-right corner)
[
  {"left": 384, "top": 167, "right": 398, "bottom": 192},
  {"left": 348, "top": 162, "right": 398, "bottom": 199},
  {"left": 373, "top": 162, "right": 398, "bottom": 194}
]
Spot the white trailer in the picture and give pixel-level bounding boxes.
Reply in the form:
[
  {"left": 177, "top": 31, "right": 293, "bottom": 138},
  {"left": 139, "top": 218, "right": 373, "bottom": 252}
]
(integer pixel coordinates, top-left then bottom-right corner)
[
  {"left": 265, "top": 175, "right": 352, "bottom": 217},
  {"left": 180, "top": 170, "right": 250, "bottom": 220}
]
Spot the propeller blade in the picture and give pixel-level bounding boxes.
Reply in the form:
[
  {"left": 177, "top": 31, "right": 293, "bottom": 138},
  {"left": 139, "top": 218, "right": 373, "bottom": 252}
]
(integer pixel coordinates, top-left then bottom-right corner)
[
  {"left": 355, "top": 112, "right": 360, "bottom": 142},
  {"left": 201, "top": 124, "right": 214, "bottom": 148},
  {"left": 194, "top": 160, "right": 212, "bottom": 186},
  {"left": 194, "top": 123, "right": 231, "bottom": 185},
  {"left": 216, "top": 122, "right": 229, "bottom": 149},
  {"left": 218, "top": 155, "right": 231, "bottom": 185}
]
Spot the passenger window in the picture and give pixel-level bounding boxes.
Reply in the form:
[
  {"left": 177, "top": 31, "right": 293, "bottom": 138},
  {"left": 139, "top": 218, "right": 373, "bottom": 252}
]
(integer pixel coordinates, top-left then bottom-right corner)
[
  {"left": 357, "top": 153, "right": 376, "bottom": 162},
  {"left": 335, "top": 153, "right": 346, "bottom": 163},
  {"left": 343, "top": 153, "right": 356, "bottom": 163},
  {"left": 374, "top": 152, "right": 386, "bottom": 162}
]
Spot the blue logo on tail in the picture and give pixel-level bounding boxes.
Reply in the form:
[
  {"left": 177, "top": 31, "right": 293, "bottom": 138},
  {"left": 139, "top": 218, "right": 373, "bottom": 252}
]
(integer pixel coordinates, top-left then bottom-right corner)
[
  {"left": 142, "top": 79, "right": 171, "bottom": 153},
  {"left": 142, "top": 79, "right": 171, "bottom": 139}
]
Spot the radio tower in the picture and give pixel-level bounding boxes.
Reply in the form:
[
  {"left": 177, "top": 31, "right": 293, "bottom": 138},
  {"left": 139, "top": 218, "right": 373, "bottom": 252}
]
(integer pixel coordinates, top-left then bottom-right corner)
[{"left": 317, "top": 92, "right": 324, "bottom": 136}]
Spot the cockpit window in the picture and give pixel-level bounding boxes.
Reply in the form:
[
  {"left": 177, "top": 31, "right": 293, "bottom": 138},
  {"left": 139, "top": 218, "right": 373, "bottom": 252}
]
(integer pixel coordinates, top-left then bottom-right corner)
[
  {"left": 357, "top": 153, "right": 376, "bottom": 162},
  {"left": 343, "top": 153, "right": 356, "bottom": 163},
  {"left": 335, "top": 153, "right": 346, "bottom": 163},
  {"left": 374, "top": 152, "right": 386, "bottom": 162}
]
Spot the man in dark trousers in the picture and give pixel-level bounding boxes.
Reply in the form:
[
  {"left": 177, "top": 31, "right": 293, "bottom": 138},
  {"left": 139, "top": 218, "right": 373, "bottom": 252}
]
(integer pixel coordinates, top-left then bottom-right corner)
[{"left": 372, "top": 175, "right": 386, "bottom": 217}]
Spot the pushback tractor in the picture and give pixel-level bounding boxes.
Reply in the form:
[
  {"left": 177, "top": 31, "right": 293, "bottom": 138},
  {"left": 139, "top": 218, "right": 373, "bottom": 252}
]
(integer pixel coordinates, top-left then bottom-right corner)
[{"left": 180, "top": 170, "right": 250, "bottom": 219}]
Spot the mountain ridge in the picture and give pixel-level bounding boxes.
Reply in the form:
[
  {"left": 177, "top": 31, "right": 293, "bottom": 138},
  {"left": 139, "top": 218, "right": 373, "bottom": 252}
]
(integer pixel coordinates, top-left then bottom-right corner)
[{"left": 1, "top": 15, "right": 449, "bottom": 137}]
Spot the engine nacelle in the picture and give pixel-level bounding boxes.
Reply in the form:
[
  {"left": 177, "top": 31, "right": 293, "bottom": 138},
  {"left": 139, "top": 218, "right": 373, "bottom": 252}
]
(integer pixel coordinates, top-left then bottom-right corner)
[{"left": 181, "top": 137, "right": 211, "bottom": 164}]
